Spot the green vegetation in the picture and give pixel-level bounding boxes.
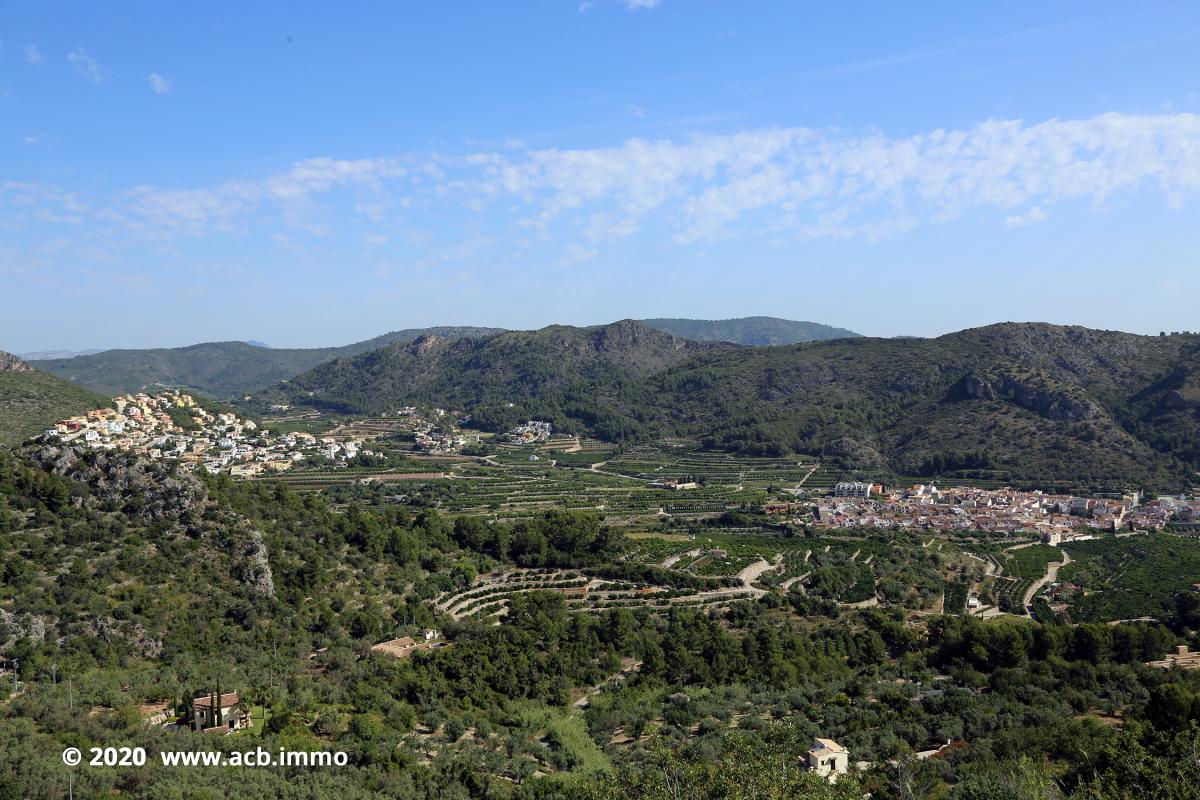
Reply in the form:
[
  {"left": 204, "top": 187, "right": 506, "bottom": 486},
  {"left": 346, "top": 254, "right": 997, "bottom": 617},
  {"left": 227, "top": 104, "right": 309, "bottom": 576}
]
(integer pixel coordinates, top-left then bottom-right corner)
[
  {"left": 256, "top": 321, "right": 1200, "bottom": 493},
  {"left": 35, "top": 326, "right": 506, "bottom": 397},
  {"left": 4, "top": 422, "right": 1200, "bottom": 798},
  {"left": 1061, "top": 536, "right": 1200, "bottom": 622},
  {"left": 994, "top": 544, "right": 1063, "bottom": 613},
  {"left": 0, "top": 369, "right": 107, "bottom": 445}
]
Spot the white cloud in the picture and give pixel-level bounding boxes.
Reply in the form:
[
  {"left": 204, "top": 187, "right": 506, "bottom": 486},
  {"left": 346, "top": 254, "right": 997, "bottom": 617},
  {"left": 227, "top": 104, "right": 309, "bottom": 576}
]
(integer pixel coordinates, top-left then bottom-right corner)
[
  {"left": 625, "top": 0, "right": 660, "bottom": 8},
  {"left": 67, "top": 47, "right": 105, "bottom": 83},
  {"left": 148, "top": 73, "right": 171, "bottom": 95},
  {"left": 9, "top": 112, "right": 1200, "bottom": 255},
  {"left": 1005, "top": 206, "right": 1047, "bottom": 228},
  {"left": 460, "top": 112, "right": 1200, "bottom": 243},
  {"left": 577, "top": 1, "right": 591, "bottom": 12},
  {"left": 122, "top": 156, "right": 408, "bottom": 236},
  {"left": 25, "top": 45, "right": 45, "bottom": 65}
]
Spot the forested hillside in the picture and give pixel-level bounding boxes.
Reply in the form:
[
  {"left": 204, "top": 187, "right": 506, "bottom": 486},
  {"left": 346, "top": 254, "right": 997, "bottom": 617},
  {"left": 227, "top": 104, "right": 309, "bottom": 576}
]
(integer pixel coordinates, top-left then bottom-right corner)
[
  {"left": 257, "top": 322, "right": 1200, "bottom": 493},
  {"left": 254, "top": 320, "right": 733, "bottom": 440},
  {"left": 0, "top": 352, "right": 107, "bottom": 446},
  {"left": 34, "top": 326, "right": 506, "bottom": 398},
  {"left": 3, "top": 443, "right": 1200, "bottom": 799}
]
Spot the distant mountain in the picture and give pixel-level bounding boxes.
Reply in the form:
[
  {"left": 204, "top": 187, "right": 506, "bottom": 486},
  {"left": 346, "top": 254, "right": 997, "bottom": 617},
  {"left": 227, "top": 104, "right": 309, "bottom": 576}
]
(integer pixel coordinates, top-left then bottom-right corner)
[
  {"left": 0, "top": 351, "right": 107, "bottom": 445},
  {"left": 253, "top": 320, "right": 732, "bottom": 436},
  {"left": 640, "top": 316, "right": 859, "bottom": 345},
  {"left": 243, "top": 340, "right": 270, "bottom": 348},
  {"left": 639, "top": 323, "right": 1200, "bottom": 491},
  {"left": 18, "top": 349, "right": 106, "bottom": 361},
  {"left": 34, "top": 326, "right": 506, "bottom": 398},
  {"left": 256, "top": 322, "right": 1200, "bottom": 492}
]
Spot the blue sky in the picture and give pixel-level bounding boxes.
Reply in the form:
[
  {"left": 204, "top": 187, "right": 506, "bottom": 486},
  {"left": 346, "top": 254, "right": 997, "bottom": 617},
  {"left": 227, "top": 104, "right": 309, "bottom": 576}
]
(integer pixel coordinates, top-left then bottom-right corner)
[{"left": 2, "top": 1, "right": 1199, "bottom": 351}]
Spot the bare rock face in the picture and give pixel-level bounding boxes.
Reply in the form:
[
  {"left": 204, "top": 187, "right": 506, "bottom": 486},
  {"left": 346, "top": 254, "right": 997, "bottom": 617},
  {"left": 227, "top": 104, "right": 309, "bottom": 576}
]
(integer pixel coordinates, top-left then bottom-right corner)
[
  {"left": 0, "top": 350, "right": 31, "bottom": 372},
  {"left": 236, "top": 530, "right": 276, "bottom": 597},
  {"left": 27, "top": 444, "right": 208, "bottom": 519},
  {"left": 80, "top": 617, "right": 164, "bottom": 659},
  {"left": 958, "top": 371, "right": 1101, "bottom": 421},
  {"left": 0, "top": 608, "right": 51, "bottom": 645},
  {"left": 410, "top": 334, "right": 445, "bottom": 358}
]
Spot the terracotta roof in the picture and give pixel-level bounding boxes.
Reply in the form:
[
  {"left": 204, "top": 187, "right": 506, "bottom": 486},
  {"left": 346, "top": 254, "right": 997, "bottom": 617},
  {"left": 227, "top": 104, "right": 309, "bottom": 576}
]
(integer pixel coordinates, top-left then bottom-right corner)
[{"left": 193, "top": 691, "right": 240, "bottom": 708}]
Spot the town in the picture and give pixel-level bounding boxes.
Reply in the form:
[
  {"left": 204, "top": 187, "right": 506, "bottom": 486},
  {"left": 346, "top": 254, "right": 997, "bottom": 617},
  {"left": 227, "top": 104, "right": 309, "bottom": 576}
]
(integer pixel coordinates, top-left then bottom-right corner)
[
  {"left": 39, "top": 390, "right": 372, "bottom": 476},
  {"left": 802, "top": 480, "right": 1200, "bottom": 538}
]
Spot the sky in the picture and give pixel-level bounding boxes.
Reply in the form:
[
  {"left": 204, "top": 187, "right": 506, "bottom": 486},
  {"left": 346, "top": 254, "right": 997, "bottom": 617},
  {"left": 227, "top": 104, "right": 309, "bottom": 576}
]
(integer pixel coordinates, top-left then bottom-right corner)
[{"left": 2, "top": 1, "right": 1199, "bottom": 352}]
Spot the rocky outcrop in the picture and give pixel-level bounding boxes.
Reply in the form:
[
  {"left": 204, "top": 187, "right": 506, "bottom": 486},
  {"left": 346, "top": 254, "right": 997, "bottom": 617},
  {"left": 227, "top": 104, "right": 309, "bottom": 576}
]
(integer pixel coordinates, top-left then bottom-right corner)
[
  {"left": 956, "top": 371, "right": 1102, "bottom": 422},
  {"left": 0, "top": 608, "right": 51, "bottom": 644},
  {"left": 79, "top": 617, "right": 163, "bottom": 659},
  {"left": 0, "top": 350, "right": 31, "bottom": 372},
  {"left": 237, "top": 530, "right": 275, "bottom": 597},
  {"left": 26, "top": 444, "right": 207, "bottom": 519}
]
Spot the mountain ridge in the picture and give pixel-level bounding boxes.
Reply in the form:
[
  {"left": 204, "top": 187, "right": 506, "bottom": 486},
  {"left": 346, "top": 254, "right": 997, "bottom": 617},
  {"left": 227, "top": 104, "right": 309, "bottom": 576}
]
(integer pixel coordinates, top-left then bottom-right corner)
[
  {"left": 641, "top": 316, "right": 860, "bottom": 345},
  {"left": 34, "top": 326, "right": 507, "bottom": 398},
  {"left": 0, "top": 353, "right": 108, "bottom": 445},
  {"left": 30, "top": 317, "right": 856, "bottom": 398},
  {"left": 255, "top": 321, "right": 1200, "bottom": 492}
]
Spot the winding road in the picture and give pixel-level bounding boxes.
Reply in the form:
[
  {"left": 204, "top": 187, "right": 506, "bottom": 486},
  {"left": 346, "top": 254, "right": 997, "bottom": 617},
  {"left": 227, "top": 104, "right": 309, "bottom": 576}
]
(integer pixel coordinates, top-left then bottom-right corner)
[{"left": 1022, "top": 550, "right": 1071, "bottom": 616}]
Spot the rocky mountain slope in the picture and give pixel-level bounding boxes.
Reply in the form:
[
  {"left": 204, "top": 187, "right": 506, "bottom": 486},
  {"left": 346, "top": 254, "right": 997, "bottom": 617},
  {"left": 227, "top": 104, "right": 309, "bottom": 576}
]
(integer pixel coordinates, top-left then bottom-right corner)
[
  {"left": 255, "top": 320, "right": 732, "bottom": 436},
  {"left": 34, "top": 326, "right": 507, "bottom": 398},
  {"left": 0, "top": 351, "right": 31, "bottom": 373},
  {"left": 0, "top": 352, "right": 108, "bottom": 445},
  {"left": 258, "top": 322, "right": 1200, "bottom": 491},
  {"left": 31, "top": 318, "right": 857, "bottom": 398}
]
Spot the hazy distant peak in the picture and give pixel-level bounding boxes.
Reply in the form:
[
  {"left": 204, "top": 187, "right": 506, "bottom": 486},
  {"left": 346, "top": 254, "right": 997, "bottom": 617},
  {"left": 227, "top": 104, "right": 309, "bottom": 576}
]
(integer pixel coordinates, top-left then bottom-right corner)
[
  {"left": 18, "top": 349, "right": 106, "bottom": 360},
  {"left": 639, "top": 317, "right": 860, "bottom": 346}
]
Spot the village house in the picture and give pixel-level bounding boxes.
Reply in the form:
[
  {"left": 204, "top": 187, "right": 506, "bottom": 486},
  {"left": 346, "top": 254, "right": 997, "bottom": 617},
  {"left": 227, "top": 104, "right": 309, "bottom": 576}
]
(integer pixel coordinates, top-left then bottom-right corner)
[
  {"left": 191, "top": 691, "right": 251, "bottom": 733},
  {"left": 649, "top": 478, "right": 699, "bottom": 490},
  {"left": 370, "top": 630, "right": 451, "bottom": 659},
  {"left": 806, "top": 737, "right": 849, "bottom": 781}
]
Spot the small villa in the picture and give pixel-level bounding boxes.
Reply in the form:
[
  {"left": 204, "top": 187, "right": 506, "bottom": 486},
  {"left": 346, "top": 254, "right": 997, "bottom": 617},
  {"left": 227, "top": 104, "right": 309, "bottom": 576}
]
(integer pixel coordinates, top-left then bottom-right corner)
[
  {"left": 192, "top": 691, "right": 251, "bottom": 733},
  {"left": 806, "top": 737, "right": 849, "bottom": 781}
]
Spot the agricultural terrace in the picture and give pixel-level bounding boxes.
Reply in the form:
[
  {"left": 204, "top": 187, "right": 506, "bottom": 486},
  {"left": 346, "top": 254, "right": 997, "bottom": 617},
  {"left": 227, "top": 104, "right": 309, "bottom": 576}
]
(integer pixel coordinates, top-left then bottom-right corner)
[
  {"left": 432, "top": 530, "right": 1027, "bottom": 622},
  {"left": 1055, "top": 535, "right": 1200, "bottom": 623},
  {"left": 300, "top": 441, "right": 841, "bottom": 527}
]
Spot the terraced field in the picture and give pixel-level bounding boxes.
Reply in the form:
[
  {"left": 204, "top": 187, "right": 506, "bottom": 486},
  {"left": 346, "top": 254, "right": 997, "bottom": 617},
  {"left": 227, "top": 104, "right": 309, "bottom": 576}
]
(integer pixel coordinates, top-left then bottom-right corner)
[
  {"left": 1058, "top": 535, "right": 1200, "bottom": 622},
  {"left": 601, "top": 448, "right": 822, "bottom": 489},
  {"left": 291, "top": 444, "right": 823, "bottom": 525},
  {"left": 433, "top": 566, "right": 760, "bottom": 621},
  {"left": 981, "top": 543, "right": 1064, "bottom": 614}
]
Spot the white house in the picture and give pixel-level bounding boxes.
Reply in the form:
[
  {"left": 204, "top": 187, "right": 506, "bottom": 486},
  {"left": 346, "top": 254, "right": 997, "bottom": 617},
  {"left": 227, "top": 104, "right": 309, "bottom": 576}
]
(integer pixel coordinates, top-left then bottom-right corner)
[
  {"left": 806, "top": 738, "right": 849, "bottom": 781},
  {"left": 192, "top": 691, "right": 250, "bottom": 732}
]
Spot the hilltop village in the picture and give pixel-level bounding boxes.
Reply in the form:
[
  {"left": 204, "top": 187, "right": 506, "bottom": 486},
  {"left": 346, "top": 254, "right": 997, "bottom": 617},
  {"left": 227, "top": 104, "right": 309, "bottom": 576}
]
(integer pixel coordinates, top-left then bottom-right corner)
[
  {"left": 38, "top": 390, "right": 371, "bottom": 476},
  {"left": 802, "top": 481, "right": 1199, "bottom": 538}
]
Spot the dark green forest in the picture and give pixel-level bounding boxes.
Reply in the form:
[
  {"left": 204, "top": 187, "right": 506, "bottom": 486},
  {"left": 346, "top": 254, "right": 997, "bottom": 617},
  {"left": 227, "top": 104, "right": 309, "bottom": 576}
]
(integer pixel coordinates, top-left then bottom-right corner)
[
  {"left": 252, "top": 321, "right": 1200, "bottom": 493},
  {"left": 3, "top": 442, "right": 1200, "bottom": 798}
]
